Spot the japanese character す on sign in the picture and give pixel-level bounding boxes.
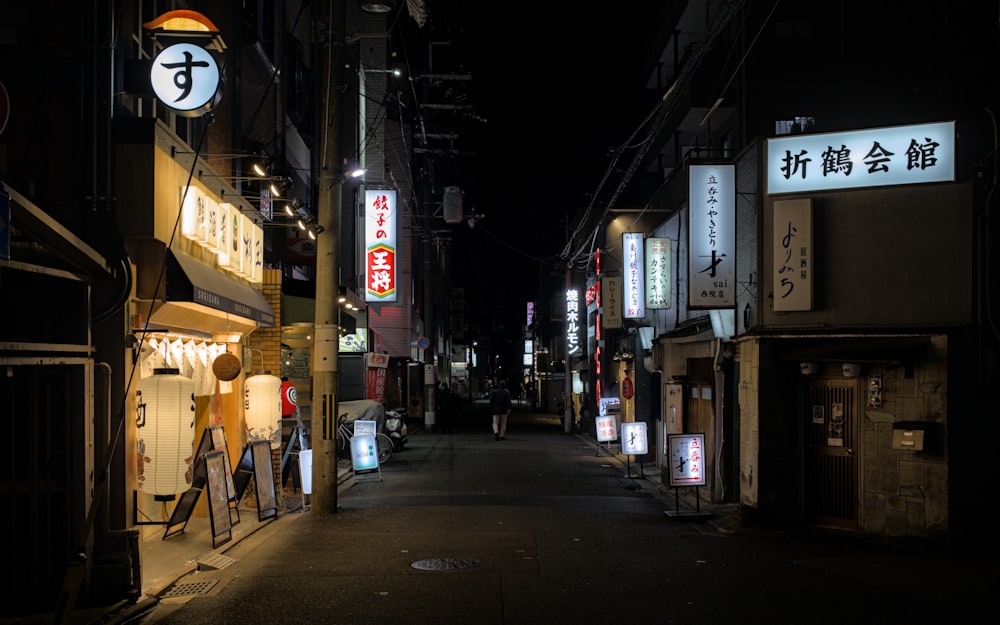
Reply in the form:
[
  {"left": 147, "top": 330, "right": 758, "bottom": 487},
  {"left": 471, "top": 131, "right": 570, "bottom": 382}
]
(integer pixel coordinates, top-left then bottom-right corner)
[
  {"left": 144, "top": 11, "right": 225, "bottom": 118},
  {"left": 365, "top": 189, "right": 398, "bottom": 302},
  {"left": 667, "top": 433, "right": 706, "bottom": 487}
]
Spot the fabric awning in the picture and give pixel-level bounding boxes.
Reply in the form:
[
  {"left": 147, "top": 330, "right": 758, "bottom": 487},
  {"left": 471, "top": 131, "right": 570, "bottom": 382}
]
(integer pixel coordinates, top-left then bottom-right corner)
[{"left": 138, "top": 247, "right": 274, "bottom": 335}]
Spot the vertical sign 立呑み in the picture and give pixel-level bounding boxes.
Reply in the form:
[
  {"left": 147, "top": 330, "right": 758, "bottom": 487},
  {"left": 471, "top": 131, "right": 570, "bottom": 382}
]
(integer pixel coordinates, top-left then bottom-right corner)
[
  {"left": 688, "top": 164, "right": 735, "bottom": 308},
  {"left": 667, "top": 433, "right": 706, "bottom": 487},
  {"left": 772, "top": 198, "right": 813, "bottom": 311}
]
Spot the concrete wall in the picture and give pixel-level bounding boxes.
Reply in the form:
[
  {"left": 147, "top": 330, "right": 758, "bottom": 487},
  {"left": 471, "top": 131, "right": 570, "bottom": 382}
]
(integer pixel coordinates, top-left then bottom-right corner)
[{"left": 861, "top": 335, "right": 949, "bottom": 539}]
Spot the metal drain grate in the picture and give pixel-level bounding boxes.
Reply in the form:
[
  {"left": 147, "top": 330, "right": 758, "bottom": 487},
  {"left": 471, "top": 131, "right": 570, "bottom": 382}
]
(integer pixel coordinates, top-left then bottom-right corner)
[
  {"left": 411, "top": 558, "right": 482, "bottom": 571},
  {"left": 197, "top": 553, "right": 237, "bottom": 571},
  {"left": 161, "top": 579, "right": 219, "bottom": 598}
]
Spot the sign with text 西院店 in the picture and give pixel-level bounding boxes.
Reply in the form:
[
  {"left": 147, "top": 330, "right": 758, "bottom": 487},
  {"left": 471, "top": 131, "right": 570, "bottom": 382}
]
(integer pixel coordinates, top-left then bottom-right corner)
[
  {"left": 688, "top": 164, "right": 735, "bottom": 308},
  {"left": 766, "top": 121, "right": 956, "bottom": 195}
]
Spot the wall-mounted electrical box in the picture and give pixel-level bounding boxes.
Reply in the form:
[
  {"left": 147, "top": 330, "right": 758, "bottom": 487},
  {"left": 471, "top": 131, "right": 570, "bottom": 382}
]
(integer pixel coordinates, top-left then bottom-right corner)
[{"left": 891, "top": 421, "right": 927, "bottom": 452}]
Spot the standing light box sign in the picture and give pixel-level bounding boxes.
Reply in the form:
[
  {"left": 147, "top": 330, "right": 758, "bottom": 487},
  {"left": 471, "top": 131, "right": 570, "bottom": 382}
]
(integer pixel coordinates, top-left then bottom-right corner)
[
  {"left": 365, "top": 189, "right": 398, "bottom": 302},
  {"left": 602, "top": 273, "right": 623, "bottom": 329},
  {"left": 766, "top": 121, "right": 955, "bottom": 195},
  {"left": 667, "top": 433, "right": 706, "bottom": 487},
  {"left": 351, "top": 420, "right": 380, "bottom": 472},
  {"left": 772, "top": 199, "right": 813, "bottom": 311},
  {"left": 566, "top": 289, "right": 581, "bottom": 357},
  {"left": 135, "top": 368, "right": 195, "bottom": 496},
  {"left": 149, "top": 42, "right": 223, "bottom": 118},
  {"left": 622, "top": 233, "right": 645, "bottom": 318},
  {"left": 595, "top": 415, "right": 618, "bottom": 442},
  {"left": 689, "top": 164, "right": 736, "bottom": 308},
  {"left": 244, "top": 374, "right": 282, "bottom": 444},
  {"left": 645, "top": 237, "right": 671, "bottom": 310},
  {"left": 621, "top": 421, "right": 649, "bottom": 455}
]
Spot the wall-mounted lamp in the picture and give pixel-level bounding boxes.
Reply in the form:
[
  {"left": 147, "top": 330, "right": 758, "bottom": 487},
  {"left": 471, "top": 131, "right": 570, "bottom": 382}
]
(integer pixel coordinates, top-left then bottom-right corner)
[
  {"left": 842, "top": 363, "right": 860, "bottom": 377},
  {"left": 269, "top": 176, "right": 292, "bottom": 197},
  {"left": 799, "top": 362, "right": 818, "bottom": 375}
]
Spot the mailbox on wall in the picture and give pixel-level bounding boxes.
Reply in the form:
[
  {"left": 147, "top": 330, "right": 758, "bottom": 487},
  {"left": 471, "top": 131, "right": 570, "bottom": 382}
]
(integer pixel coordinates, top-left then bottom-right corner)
[{"left": 891, "top": 421, "right": 928, "bottom": 452}]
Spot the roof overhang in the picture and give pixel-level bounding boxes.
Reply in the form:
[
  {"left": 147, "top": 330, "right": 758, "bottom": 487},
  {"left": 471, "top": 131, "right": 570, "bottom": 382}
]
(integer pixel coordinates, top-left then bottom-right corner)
[{"left": 135, "top": 243, "right": 274, "bottom": 335}]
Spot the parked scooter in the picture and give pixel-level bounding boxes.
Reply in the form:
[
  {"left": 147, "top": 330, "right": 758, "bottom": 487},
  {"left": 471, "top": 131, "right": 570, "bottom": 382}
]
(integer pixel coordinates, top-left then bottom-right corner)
[{"left": 384, "top": 408, "right": 408, "bottom": 451}]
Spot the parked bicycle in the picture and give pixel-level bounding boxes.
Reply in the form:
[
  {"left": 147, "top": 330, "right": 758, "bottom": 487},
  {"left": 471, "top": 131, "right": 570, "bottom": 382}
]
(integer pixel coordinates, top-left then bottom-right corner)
[{"left": 335, "top": 414, "right": 393, "bottom": 464}]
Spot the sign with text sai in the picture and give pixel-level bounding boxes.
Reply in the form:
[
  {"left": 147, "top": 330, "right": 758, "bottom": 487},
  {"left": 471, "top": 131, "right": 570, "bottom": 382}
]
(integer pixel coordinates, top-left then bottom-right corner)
[
  {"left": 621, "top": 421, "right": 648, "bottom": 455},
  {"left": 667, "top": 433, "right": 706, "bottom": 487},
  {"left": 688, "top": 164, "right": 735, "bottom": 308}
]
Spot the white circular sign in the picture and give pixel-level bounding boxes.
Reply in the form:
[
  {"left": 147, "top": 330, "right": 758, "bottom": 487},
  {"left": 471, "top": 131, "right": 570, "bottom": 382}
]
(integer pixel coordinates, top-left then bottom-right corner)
[{"left": 150, "top": 43, "right": 222, "bottom": 117}]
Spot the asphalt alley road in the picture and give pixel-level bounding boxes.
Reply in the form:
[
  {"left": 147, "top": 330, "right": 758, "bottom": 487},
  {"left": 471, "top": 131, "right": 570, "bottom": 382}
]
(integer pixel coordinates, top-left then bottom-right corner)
[{"left": 132, "top": 406, "right": 995, "bottom": 625}]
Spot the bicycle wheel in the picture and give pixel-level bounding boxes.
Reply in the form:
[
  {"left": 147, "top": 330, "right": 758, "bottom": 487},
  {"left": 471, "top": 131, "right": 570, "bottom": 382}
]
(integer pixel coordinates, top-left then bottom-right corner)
[
  {"left": 335, "top": 430, "right": 350, "bottom": 459},
  {"left": 375, "top": 433, "right": 393, "bottom": 463}
]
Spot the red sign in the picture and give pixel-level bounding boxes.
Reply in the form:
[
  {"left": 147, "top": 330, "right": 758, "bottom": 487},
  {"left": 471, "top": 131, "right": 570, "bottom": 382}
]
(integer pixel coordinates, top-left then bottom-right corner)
[{"left": 366, "top": 243, "right": 396, "bottom": 299}]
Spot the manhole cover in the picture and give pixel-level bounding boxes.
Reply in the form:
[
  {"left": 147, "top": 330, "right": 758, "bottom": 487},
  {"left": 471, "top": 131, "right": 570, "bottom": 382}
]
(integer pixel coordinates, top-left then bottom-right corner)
[
  {"left": 161, "top": 579, "right": 219, "bottom": 598},
  {"left": 411, "top": 558, "right": 482, "bottom": 571}
]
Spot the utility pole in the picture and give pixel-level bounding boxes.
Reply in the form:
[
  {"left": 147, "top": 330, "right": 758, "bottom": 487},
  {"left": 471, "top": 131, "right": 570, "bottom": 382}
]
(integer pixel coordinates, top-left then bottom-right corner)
[{"left": 312, "top": 0, "right": 345, "bottom": 514}]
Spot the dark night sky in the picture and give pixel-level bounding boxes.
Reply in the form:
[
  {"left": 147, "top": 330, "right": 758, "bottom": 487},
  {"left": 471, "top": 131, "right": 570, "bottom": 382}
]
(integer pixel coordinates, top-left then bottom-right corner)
[
  {"left": 395, "top": 2, "right": 660, "bottom": 337},
  {"left": 392, "top": 2, "right": 661, "bottom": 369}
]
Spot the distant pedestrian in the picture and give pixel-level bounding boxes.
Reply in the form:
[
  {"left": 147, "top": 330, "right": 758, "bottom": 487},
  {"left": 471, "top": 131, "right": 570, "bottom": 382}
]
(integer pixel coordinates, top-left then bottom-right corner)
[
  {"left": 490, "top": 380, "right": 512, "bottom": 440},
  {"left": 437, "top": 382, "right": 454, "bottom": 434}
]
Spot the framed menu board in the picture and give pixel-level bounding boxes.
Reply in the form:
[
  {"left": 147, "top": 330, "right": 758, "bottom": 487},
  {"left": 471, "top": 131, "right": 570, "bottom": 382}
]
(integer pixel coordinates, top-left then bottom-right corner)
[
  {"left": 251, "top": 441, "right": 277, "bottom": 521},
  {"left": 205, "top": 450, "right": 233, "bottom": 548}
]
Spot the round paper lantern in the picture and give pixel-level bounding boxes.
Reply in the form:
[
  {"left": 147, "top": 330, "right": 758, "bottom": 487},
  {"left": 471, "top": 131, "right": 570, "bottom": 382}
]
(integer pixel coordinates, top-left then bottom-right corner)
[
  {"left": 136, "top": 368, "right": 195, "bottom": 496},
  {"left": 245, "top": 374, "right": 282, "bottom": 442}
]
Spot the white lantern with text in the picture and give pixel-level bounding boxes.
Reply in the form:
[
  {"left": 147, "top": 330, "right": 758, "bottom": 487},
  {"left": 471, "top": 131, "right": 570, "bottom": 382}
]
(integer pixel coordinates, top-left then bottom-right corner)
[
  {"left": 245, "top": 374, "right": 282, "bottom": 445},
  {"left": 136, "top": 368, "right": 195, "bottom": 497}
]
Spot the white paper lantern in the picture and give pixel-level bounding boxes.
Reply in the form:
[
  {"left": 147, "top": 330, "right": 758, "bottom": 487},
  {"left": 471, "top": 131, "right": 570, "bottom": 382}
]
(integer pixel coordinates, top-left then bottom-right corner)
[
  {"left": 136, "top": 368, "right": 195, "bottom": 497},
  {"left": 245, "top": 374, "right": 282, "bottom": 442}
]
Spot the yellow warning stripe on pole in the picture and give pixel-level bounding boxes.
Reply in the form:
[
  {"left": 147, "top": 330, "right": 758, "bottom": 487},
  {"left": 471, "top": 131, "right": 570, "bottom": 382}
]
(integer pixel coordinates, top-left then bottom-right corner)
[{"left": 324, "top": 393, "right": 334, "bottom": 440}]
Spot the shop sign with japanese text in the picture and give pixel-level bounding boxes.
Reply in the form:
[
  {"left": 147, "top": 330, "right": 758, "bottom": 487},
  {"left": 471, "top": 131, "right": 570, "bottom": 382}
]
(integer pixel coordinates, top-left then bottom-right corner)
[
  {"left": 645, "top": 237, "right": 671, "bottom": 310},
  {"left": 565, "top": 288, "right": 581, "bottom": 356},
  {"left": 772, "top": 199, "right": 813, "bottom": 311},
  {"left": 667, "top": 433, "right": 706, "bottom": 487},
  {"left": 622, "top": 232, "right": 645, "bottom": 318},
  {"left": 766, "top": 121, "right": 955, "bottom": 194},
  {"left": 602, "top": 273, "right": 623, "bottom": 329},
  {"left": 365, "top": 189, "right": 398, "bottom": 302},
  {"left": 688, "top": 164, "right": 735, "bottom": 308}
]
